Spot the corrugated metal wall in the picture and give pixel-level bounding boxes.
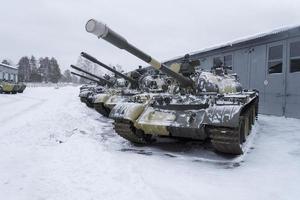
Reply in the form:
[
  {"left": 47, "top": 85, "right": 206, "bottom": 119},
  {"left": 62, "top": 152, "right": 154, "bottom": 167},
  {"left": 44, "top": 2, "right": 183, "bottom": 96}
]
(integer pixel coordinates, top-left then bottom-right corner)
[{"left": 194, "top": 36, "right": 300, "bottom": 118}]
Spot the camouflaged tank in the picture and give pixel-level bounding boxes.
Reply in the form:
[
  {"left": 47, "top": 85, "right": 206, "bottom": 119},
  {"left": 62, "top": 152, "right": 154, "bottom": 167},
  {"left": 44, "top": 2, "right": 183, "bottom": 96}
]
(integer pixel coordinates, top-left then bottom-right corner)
[
  {"left": 79, "top": 83, "right": 95, "bottom": 104},
  {"left": 80, "top": 52, "right": 143, "bottom": 117},
  {"left": 86, "top": 19, "right": 259, "bottom": 155},
  {"left": 0, "top": 80, "right": 16, "bottom": 94},
  {"left": 71, "top": 69, "right": 112, "bottom": 108},
  {"left": 82, "top": 52, "right": 176, "bottom": 118},
  {"left": 109, "top": 72, "right": 174, "bottom": 143},
  {"left": 0, "top": 81, "right": 26, "bottom": 94}
]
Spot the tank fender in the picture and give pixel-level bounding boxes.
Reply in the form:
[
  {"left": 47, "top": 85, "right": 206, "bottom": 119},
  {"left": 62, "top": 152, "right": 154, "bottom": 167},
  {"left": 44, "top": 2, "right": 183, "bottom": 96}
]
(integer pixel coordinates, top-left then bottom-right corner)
[
  {"left": 104, "top": 95, "right": 130, "bottom": 108},
  {"left": 135, "top": 107, "right": 177, "bottom": 136},
  {"left": 109, "top": 102, "right": 146, "bottom": 121},
  {"left": 93, "top": 93, "right": 111, "bottom": 103},
  {"left": 204, "top": 105, "right": 242, "bottom": 128}
]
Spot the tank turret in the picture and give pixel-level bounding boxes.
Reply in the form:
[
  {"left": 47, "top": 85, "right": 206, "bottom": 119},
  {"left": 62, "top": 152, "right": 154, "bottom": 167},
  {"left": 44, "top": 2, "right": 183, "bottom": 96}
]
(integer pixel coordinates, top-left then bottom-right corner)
[
  {"left": 70, "top": 64, "right": 114, "bottom": 86},
  {"left": 85, "top": 19, "right": 194, "bottom": 88}
]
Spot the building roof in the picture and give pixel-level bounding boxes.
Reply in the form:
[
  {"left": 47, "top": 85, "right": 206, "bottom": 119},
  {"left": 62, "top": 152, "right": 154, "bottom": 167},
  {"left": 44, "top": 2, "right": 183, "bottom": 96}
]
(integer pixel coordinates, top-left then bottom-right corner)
[
  {"left": 0, "top": 62, "right": 18, "bottom": 70},
  {"left": 165, "top": 24, "right": 300, "bottom": 63}
]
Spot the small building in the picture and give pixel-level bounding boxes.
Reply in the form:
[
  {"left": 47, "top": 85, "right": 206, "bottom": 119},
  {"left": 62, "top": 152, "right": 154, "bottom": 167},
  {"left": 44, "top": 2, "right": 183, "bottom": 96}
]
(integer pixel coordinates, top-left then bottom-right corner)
[
  {"left": 163, "top": 25, "right": 300, "bottom": 118},
  {"left": 0, "top": 63, "right": 18, "bottom": 83}
]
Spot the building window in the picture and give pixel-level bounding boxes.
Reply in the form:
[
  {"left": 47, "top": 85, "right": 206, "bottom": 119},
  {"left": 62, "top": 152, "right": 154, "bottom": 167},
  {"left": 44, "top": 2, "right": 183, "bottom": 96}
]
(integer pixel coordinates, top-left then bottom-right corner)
[
  {"left": 213, "top": 57, "right": 223, "bottom": 67},
  {"left": 268, "top": 45, "right": 283, "bottom": 74},
  {"left": 213, "top": 55, "right": 233, "bottom": 69},
  {"left": 290, "top": 41, "right": 300, "bottom": 73},
  {"left": 224, "top": 55, "right": 233, "bottom": 69}
]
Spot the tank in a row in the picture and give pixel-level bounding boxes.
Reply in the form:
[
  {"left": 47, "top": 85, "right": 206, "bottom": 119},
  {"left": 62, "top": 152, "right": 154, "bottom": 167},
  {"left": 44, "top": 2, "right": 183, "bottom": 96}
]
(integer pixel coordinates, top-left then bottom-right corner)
[
  {"left": 74, "top": 19, "right": 259, "bottom": 155},
  {"left": 72, "top": 53, "right": 172, "bottom": 117},
  {"left": 0, "top": 80, "right": 26, "bottom": 94}
]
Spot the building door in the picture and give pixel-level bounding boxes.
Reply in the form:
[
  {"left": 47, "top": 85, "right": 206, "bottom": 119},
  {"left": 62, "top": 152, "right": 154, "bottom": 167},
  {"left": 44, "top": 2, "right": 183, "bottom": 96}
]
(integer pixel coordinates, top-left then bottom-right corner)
[
  {"left": 285, "top": 38, "right": 300, "bottom": 118},
  {"left": 265, "top": 41, "right": 286, "bottom": 116},
  {"left": 248, "top": 45, "right": 267, "bottom": 113}
]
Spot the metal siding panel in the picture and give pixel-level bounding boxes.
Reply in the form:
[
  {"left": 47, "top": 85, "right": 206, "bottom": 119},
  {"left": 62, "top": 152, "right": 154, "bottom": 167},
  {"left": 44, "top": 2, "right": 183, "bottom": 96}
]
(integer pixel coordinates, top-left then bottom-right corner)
[
  {"left": 233, "top": 49, "right": 249, "bottom": 89},
  {"left": 249, "top": 45, "right": 267, "bottom": 114},
  {"left": 249, "top": 46, "right": 266, "bottom": 92}
]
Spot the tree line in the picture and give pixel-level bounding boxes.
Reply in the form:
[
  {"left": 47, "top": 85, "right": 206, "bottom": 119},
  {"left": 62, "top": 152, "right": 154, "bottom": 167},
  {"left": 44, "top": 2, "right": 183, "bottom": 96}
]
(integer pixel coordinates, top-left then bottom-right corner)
[
  {"left": 1, "top": 55, "right": 125, "bottom": 84},
  {"left": 1, "top": 56, "right": 78, "bottom": 83}
]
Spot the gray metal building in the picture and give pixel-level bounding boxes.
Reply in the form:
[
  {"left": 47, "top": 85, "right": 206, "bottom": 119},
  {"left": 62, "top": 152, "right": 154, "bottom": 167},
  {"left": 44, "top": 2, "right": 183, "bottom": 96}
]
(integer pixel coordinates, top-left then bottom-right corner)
[
  {"left": 0, "top": 63, "right": 18, "bottom": 83},
  {"left": 163, "top": 25, "right": 300, "bottom": 118}
]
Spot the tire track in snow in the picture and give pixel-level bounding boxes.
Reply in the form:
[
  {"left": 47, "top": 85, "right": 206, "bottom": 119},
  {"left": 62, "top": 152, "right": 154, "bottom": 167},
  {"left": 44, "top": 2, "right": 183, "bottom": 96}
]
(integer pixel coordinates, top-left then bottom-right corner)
[{"left": 0, "top": 98, "right": 47, "bottom": 124}]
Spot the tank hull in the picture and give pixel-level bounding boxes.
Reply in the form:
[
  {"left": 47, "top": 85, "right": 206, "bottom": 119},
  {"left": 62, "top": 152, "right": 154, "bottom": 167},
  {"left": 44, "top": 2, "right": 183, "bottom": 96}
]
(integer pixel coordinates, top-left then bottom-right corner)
[
  {"left": 110, "top": 92, "right": 258, "bottom": 155},
  {"left": 12, "top": 84, "right": 19, "bottom": 94}
]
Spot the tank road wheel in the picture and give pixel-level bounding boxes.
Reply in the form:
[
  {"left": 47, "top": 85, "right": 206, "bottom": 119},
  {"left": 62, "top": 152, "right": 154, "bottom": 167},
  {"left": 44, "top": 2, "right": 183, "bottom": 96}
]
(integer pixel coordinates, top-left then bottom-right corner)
[
  {"left": 244, "top": 113, "right": 251, "bottom": 136},
  {"left": 114, "top": 119, "right": 152, "bottom": 144},
  {"left": 245, "top": 105, "right": 256, "bottom": 133},
  {"left": 240, "top": 116, "right": 247, "bottom": 142},
  {"left": 251, "top": 106, "right": 256, "bottom": 125},
  {"left": 210, "top": 116, "right": 249, "bottom": 155},
  {"left": 254, "top": 99, "right": 259, "bottom": 120},
  {"left": 248, "top": 107, "right": 253, "bottom": 126}
]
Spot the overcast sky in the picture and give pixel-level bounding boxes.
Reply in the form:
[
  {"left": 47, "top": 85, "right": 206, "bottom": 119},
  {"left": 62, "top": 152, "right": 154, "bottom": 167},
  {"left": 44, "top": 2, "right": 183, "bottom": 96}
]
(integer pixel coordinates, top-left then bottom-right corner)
[{"left": 0, "top": 0, "right": 300, "bottom": 72}]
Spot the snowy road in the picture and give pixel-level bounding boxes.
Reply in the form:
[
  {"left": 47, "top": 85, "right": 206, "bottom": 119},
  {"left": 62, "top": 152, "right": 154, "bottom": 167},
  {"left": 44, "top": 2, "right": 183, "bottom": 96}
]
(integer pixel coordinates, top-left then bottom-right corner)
[{"left": 0, "top": 86, "right": 299, "bottom": 200}]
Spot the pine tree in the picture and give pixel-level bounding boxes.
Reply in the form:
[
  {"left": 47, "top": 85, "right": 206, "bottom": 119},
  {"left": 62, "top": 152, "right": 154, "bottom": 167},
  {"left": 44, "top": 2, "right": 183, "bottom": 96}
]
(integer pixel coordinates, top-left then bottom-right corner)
[
  {"left": 49, "top": 57, "right": 61, "bottom": 83},
  {"left": 76, "top": 56, "right": 95, "bottom": 84},
  {"left": 30, "top": 56, "right": 37, "bottom": 71},
  {"left": 63, "top": 69, "right": 72, "bottom": 82},
  {"left": 71, "top": 74, "right": 79, "bottom": 83},
  {"left": 29, "top": 56, "right": 42, "bottom": 82},
  {"left": 39, "top": 57, "right": 51, "bottom": 82},
  {"left": 18, "top": 57, "right": 31, "bottom": 82}
]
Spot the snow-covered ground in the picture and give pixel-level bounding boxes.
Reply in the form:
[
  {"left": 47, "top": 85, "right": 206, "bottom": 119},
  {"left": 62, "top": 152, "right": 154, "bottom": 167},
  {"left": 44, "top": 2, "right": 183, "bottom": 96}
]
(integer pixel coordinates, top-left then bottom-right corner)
[{"left": 0, "top": 86, "right": 299, "bottom": 200}]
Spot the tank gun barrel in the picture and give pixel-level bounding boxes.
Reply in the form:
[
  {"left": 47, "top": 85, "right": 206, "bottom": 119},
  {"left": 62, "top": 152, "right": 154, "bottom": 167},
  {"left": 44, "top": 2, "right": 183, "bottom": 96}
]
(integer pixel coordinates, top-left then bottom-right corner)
[
  {"left": 85, "top": 19, "right": 194, "bottom": 88},
  {"left": 71, "top": 71, "right": 103, "bottom": 85},
  {"left": 81, "top": 52, "right": 137, "bottom": 85},
  {"left": 70, "top": 64, "right": 113, "bottom": 86}
]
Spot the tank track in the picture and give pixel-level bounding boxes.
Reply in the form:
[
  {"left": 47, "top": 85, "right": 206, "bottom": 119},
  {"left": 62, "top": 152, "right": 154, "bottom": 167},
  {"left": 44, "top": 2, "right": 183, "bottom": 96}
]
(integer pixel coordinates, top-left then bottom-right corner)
[
  {"left": 210, "top": 128, "right": 244, "bottom": 155},
  {"left": 85, "top": 100, "right": 94, "bottom": 108},
  {"left": 80, "top": 97, "right": 86, "bottom": 103},
  {"left": 94, "top": 103, "right": 110, "bottom": 117},
  {"left": 209, "top": 100, "right": 258, "bottom": 155},
  {"left": 113, "top": 119, "right": 152, "bottom": 144}
]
